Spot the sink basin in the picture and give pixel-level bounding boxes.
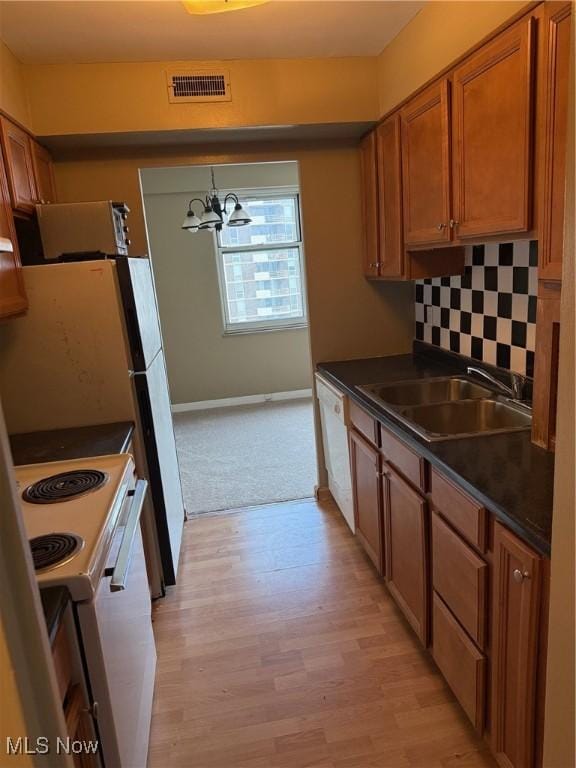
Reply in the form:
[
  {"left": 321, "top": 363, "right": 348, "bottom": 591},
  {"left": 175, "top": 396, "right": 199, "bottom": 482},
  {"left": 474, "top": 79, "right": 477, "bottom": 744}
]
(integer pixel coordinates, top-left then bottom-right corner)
[
  {"left": 398, "top": 399, "right": 532, "bottom": 441},
  {"left": 360, "top": 377, "right": 494, "bottom": 407}
]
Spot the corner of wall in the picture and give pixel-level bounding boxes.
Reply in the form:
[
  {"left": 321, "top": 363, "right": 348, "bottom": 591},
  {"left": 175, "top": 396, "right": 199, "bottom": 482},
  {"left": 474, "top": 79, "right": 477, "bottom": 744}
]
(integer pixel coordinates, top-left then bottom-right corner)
[
  {"left": 376, "top": 0, "right": 533, "bottom": 117},
  {"left": 0, "top": 40, "right": 33, "bottom": 130}
]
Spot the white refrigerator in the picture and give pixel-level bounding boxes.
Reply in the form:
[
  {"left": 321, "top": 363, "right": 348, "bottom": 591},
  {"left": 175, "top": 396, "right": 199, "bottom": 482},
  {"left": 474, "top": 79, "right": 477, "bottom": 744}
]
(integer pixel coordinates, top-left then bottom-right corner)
[{"left": 0, "top": 257, "right": 185, "bottom": 595}]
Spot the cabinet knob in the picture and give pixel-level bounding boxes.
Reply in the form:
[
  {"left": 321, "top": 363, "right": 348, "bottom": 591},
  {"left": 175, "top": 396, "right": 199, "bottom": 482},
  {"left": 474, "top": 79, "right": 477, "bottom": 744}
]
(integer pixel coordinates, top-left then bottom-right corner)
[
  {"left": 436, "top": 223, "right": 446, "bottom": 231},
  {"left": 513, "top": 568, "right": 530, "bottom": 583},
  {"left": 449, "top": 219, "right": 459, "bottom": 229},
  {"left": 334, "top": 404, "right": 341, "bottom": 415},
  {"left": 369, "top": 262, "right": 379, "bottom": 269}
]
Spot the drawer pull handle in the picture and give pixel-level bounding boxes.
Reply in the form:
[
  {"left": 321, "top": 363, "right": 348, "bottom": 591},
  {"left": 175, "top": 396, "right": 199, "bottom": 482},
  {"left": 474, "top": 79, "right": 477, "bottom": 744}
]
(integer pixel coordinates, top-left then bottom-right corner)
[{"left": 513, "top": 568, "right": 530, "bottom": 583}]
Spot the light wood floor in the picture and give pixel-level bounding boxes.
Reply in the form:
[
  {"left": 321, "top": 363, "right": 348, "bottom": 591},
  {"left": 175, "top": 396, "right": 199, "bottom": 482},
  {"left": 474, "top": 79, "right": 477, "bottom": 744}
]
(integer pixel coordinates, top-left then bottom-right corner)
[{"left": 148, "top": 499, "right": 496, "bottom": 768}]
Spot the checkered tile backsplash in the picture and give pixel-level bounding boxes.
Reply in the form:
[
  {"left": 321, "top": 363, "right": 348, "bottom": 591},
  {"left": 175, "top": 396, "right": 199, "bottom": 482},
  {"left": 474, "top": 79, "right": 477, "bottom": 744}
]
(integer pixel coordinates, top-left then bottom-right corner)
[{"left": 415, "top": 241, "right": 537, "bottom": 377}]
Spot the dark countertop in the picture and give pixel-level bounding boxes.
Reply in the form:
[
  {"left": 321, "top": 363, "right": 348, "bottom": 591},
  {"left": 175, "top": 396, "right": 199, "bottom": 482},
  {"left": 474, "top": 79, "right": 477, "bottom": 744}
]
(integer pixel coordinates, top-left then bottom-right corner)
[
  {"left": 40, "top": 587, "right": 70, "bottom": 645},
  {"left": 10, "top": 422, "right": 135, "bottom": 466},
  {"left": 317, "top": 349, "right": 554, "bottom": 556}
]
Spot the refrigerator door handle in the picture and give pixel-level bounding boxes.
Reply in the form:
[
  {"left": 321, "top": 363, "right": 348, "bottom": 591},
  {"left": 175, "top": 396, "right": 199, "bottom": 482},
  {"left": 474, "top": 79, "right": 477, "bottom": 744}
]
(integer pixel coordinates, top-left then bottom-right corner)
[{"left": 109, "top": 479, "right": 148, "bottom": 592}]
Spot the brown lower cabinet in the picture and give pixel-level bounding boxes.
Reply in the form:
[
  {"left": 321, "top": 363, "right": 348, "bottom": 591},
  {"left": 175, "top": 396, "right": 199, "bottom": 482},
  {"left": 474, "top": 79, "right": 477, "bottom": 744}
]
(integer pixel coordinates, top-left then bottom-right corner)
[
  {"left": 383, "top": 462, "right": 428, "bottom": 645},
  {"left": 347, "top": 400, "right": 549, "bottom": 768},
  {"left": 491, "top": 522, "right": 543, "bottom": 768},
  {"left": 349, "top": 427, "right": 384, "bottom": 575}
]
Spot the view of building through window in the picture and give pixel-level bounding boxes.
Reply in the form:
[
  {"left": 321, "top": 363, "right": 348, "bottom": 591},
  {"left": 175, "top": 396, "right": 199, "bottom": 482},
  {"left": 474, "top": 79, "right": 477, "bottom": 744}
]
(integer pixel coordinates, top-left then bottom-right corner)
[{"left": 217, "top": 194, "right": 306, "bottom": 332}]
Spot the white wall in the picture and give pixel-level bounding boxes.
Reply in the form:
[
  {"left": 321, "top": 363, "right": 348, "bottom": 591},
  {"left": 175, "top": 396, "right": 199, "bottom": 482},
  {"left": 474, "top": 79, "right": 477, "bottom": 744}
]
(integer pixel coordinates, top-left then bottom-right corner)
[{"left": 141, "top": 162, "right": 313, "bottom": 405}]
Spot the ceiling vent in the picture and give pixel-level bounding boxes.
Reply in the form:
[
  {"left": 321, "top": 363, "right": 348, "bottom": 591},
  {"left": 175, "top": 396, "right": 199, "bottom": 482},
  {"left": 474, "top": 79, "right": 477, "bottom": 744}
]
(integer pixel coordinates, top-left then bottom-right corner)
[{"left": 166, "top": 69, "right": 231, "bottom": 103}]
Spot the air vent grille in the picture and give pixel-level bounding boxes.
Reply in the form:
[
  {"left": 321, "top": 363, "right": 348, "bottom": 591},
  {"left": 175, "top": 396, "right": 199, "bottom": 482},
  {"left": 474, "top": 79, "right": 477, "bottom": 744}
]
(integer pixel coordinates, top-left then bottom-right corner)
[{"left": 166, "top": 70, "right": 231, "bottom": 103}]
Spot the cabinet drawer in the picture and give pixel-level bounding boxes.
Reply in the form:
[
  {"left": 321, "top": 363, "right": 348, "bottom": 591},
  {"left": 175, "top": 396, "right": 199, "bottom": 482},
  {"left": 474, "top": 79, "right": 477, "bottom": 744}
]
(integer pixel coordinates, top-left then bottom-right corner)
[
  {"left": 380, "top": 425, "right": 426, "bottom": 491},
  {"left": 432, "top": 513, "right": 487, "bottom": 649},
  {"left": 432, "top": 592, "right": 486, "bottom": 732},
  {"left": 349, "top": 400, "right": 379, "bottom": 446},
  {"left": 430, "top": 468, "right": 486, "bottom": 551}
]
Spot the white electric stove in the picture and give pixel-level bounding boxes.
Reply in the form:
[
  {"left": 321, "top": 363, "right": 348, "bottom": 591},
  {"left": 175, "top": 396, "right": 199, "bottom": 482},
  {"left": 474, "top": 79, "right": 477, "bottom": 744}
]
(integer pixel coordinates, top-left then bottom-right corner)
[{"left": 15, "top": 454, "right": 156, "bottom": 768}]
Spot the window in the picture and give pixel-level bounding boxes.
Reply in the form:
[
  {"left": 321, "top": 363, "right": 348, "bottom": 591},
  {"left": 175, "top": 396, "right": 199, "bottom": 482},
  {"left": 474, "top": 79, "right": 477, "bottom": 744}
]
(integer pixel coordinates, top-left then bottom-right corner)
[{"left": 216, "top": 191, "right": 307, "bottom": 333}]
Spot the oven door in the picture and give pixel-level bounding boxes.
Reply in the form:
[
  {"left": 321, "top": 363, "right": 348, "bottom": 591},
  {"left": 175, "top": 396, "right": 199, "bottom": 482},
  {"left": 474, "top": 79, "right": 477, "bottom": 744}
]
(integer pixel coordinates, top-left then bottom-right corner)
[{"left": 77, "top": 479, "right": 156, "bottom": 768}]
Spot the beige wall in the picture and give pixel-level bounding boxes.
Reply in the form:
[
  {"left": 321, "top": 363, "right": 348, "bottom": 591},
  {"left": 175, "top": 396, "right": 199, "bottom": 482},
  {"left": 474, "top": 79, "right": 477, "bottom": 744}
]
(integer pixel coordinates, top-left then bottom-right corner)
[
  {"left": 141, "top": 162, "right": 313, "bottom": 404},
  {"left": 543, "top": 21, "right": 575, "bottom": 766},
  {"left": 53, "top": 142, "right": 415, "bottom": 483},
  {"left": 0, "top": 41, "right": 31, "bottom": 128},
  {"left": 377, "top": 0, "right": 531, "bottom": 116},
  {"left": 53, "top": 143, "right": 414, "bottom": 369},
  {"left": 24, "top": 57, "right": 378, "bottom": 136}
]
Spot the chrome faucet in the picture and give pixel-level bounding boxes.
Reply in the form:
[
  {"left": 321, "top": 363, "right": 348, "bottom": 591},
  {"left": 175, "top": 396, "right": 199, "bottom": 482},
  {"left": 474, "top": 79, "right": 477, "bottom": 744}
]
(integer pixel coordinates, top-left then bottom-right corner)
[{"left": 467, "top": 366, "right": 524, "bottom": 401}]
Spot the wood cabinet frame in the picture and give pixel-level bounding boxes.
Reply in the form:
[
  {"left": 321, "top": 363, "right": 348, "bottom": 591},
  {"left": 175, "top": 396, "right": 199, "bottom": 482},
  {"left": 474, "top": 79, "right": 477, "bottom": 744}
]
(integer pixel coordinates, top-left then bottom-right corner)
[{"left": 536, "top": 1, "right": 572, "bottom": 281}]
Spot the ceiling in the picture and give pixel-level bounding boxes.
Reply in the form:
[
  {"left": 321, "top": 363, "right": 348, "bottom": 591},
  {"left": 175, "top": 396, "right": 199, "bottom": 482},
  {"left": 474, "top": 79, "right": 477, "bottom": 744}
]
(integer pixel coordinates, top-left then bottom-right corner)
[{"left": 0, "top": 1, "right": 424, "bottom": 64}]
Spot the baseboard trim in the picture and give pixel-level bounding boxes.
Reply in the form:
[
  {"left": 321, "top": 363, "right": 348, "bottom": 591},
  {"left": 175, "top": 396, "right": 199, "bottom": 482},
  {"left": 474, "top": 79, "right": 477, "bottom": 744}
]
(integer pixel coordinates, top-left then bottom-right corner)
[
  {"left": 315, "top": 485, "right": 334, "bottom": 503},
  {"left": 172, "top": 388, "right": 313, "bottom": 413}
]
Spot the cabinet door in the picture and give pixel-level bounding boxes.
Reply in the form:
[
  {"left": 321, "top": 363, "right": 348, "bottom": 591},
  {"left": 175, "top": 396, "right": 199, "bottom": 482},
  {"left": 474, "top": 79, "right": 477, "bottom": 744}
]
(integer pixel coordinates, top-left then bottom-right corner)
[
  {"left": 0, "top": 118, "right": 37, "bottom": 214},
  {"left": 401, "top": 79, "right": 452, "bottom": 247},
  {"left": 349, "top": 427, "right": 384, "bottom": 575},
  {"left": 491, "top": 522, "right": 542, "bottom": 768},
  {"left": 359, "top": 132, "right": 380, "bottom": 278},
  {"left": 31, "top": 140, "right": 57, "bottom": 204},
  {"left": 537, "top": 2, "right": 572, "bottom": 281},
  {"left": 376, "top": 114, "right": 404, "bottom": 278},
  {"left": 452, "top": 18, "right": 534, "bottom": 238},
  {"left": 0, "top": 151, "right": 27, "bottom": 317},
  {"left": 383, "top": 463, "right": 428, "bottom": 644}
]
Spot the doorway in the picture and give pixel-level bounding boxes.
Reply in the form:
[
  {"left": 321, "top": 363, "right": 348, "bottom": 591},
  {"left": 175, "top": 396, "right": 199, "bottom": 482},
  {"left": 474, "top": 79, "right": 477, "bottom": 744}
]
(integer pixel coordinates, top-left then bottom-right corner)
[{"left": 140, "top": 161, "right": 318, "bottom": 514}]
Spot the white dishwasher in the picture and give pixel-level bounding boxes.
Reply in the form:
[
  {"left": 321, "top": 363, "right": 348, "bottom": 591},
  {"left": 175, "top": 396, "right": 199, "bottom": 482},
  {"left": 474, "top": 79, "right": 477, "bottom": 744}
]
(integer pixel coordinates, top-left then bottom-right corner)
[{"left": 315, "top": 373, "right": 355, "bottom": 532}]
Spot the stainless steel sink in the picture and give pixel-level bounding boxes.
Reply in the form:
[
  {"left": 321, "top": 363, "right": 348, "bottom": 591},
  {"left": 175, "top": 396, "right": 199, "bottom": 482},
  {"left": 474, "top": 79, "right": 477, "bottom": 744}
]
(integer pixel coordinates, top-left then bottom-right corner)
[
  {"left": 358, "top": 376, "right": 532, "bottom": 441},
  {"left": 398, "top": 398, "right": 532, "bottom": 441},
  {"left": 360, "top": 377, "right": 493, "bottom": 407}
]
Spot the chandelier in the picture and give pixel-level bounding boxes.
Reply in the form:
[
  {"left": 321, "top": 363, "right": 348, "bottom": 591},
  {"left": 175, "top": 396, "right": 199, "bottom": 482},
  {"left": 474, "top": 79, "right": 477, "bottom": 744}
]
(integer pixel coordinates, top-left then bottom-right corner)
[{"left": 182, "top": 167, "right": 252, "bottom": 234}]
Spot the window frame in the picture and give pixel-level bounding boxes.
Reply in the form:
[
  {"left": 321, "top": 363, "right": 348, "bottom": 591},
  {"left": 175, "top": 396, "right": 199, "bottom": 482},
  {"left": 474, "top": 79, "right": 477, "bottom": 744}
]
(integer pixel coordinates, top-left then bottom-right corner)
[{"left": 215, "top": 188, "right": 308, "bottom": 335}]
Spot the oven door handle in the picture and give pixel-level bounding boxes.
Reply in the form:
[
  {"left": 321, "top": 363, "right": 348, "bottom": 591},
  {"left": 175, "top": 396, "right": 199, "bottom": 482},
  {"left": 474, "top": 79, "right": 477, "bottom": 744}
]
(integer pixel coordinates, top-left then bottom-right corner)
[{"left": 109, "top": 479, "right": 148, "bottom": 592}]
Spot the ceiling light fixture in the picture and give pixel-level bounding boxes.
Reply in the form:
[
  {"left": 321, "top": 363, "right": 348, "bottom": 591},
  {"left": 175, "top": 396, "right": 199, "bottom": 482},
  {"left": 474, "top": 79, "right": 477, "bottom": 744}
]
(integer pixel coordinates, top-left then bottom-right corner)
[
  {"left": 183, "top": 0, "right": 269, "bottom": 15},
  {"left": 181, "top": 167, "right": 252, "bottom": 234}
]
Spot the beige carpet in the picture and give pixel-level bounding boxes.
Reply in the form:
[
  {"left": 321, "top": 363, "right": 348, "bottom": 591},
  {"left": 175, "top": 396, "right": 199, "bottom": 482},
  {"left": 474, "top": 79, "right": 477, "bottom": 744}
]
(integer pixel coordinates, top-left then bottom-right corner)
[{"left": 173, "top": 398, "right": 317, "bottom": 514}]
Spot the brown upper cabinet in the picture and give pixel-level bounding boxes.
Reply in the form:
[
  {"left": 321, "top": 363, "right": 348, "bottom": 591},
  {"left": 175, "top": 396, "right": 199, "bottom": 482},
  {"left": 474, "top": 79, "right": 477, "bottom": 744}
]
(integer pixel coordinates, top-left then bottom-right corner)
[
  {"left": 537, "top": 1, "right": 572, "bottom": 282},
  {"left": 359, "top": 131, "right": 380, "bottom": 279},
  {"left": 361, "top": 4, "right": 572, "bottom": 286},
  {"left": 376, "top": 114, "right": 404, "bottom": 278},
  {"left": 0, "top": 116, "right": 56, "bottom": 214},
  {"left": 0, "top": 150, "right": 28, "bottom": 318},
  {"left": 401, "top": 79, "right": 452, "bottom": 248},
  {"left": 31, "top": 139, "right": 57, "bottom": 205},
  {"left": 0, "top": 117, "right": 37, "bottom": 214},
  {"left": 452, "top": 17, "right": 534, "bottom": 239}
]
